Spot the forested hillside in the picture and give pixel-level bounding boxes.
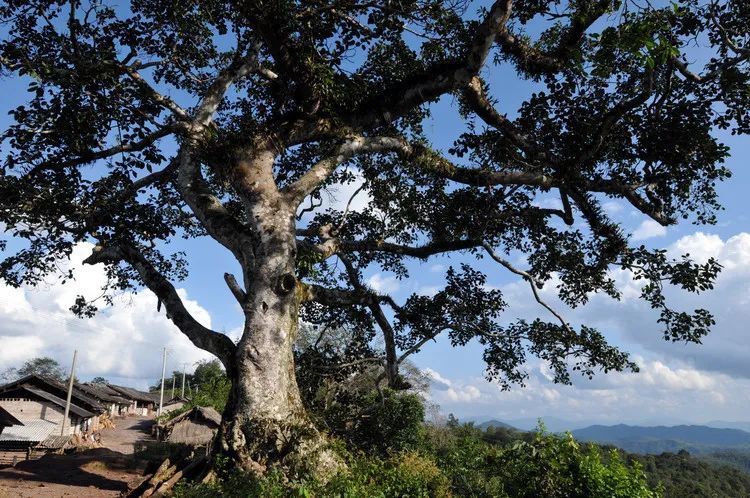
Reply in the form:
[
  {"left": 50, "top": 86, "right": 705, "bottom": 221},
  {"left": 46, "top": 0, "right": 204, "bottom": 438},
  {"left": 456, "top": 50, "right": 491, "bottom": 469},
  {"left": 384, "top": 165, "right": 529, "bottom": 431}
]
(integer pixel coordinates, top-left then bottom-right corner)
[
  {"left": 481, "top": 425, "right": 750, "bottom": 498},
  {"left": 572, "top": 424, "right": 750, "bottom": 453}
]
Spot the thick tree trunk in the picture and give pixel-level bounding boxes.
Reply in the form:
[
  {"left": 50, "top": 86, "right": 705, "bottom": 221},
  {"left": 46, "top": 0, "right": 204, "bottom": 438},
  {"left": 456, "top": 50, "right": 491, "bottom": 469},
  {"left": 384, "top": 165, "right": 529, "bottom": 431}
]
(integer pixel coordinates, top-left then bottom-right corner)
[{"left": 215, "top": 206, "right": 339, "bottom": 478}]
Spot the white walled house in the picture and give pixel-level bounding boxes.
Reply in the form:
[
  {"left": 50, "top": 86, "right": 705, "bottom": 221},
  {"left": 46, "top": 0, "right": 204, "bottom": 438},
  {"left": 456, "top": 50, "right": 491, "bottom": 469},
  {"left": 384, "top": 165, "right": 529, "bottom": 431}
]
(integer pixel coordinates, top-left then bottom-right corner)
[
  {"left": 0, "top": 375, "right": 106, "bottom": 440},
  {"left": 0, "top": 384, "right": 93, "bottom": 438}
]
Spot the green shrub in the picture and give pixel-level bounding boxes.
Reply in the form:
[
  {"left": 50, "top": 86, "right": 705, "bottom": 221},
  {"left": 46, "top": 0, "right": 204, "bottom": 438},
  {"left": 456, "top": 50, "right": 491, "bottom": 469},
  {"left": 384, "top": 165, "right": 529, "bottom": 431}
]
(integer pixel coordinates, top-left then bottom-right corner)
[
  {"left": 324, "top": 452, "right": 452, "bottom": 497},
  {"left": 172, "top": 452, "right": 451, "bottom": 498},
  {"left": 494, "top": 429, "right": 659, "bottom": 498},
  {"left": 345, "top": 390, "right": 426, "bottom": 454}
]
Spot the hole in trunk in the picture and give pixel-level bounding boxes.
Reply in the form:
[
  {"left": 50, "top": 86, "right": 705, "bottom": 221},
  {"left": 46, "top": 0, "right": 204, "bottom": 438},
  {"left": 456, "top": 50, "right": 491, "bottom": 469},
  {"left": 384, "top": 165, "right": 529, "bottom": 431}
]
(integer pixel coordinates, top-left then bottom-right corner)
[{"left": 276, "top": 272, "right": 296, "bottom": 295}]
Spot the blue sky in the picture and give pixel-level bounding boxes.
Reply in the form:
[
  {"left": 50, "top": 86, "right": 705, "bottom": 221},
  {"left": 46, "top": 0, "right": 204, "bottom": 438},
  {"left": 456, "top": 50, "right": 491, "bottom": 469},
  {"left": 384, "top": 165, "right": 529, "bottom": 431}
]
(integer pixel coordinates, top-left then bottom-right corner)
[{"left": 1, "top": 4, "right": 750, "bottom": 427}]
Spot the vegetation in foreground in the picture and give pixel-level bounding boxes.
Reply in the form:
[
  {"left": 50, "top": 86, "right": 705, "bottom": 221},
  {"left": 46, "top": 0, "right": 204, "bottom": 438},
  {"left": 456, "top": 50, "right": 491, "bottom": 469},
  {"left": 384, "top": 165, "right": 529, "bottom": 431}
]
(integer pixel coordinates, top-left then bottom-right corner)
[
  {"left": 155, "top": 355, "right": 750, "bottom": 497},
  {"left": 172, "top": 420, "right": 658, "bottom": 498},
  {"left": 169, "top": 415, "right": 750, "bottom": 497}
]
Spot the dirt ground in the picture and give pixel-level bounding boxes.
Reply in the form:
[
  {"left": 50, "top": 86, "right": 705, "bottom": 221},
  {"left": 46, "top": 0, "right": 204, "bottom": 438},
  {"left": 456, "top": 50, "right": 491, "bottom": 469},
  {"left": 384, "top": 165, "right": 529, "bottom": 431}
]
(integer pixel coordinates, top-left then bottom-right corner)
[{"left": 0, "top": 416, "right": 155, "bottom": 498}]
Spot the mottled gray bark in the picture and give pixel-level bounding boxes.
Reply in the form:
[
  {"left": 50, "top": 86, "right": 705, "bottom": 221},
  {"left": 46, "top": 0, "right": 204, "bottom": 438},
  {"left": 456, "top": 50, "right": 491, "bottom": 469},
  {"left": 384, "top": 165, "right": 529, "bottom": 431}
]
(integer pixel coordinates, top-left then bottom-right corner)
[{"left": 215, "top": 206, "right": 338, "bottom": 476}]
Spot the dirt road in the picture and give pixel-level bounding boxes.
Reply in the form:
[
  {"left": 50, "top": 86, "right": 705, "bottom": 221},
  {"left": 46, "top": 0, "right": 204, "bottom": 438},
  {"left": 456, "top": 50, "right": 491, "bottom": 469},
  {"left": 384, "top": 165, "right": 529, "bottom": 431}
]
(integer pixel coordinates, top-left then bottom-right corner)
[{"left": 0, "top": 416, "right": 154, "bottom": 498}]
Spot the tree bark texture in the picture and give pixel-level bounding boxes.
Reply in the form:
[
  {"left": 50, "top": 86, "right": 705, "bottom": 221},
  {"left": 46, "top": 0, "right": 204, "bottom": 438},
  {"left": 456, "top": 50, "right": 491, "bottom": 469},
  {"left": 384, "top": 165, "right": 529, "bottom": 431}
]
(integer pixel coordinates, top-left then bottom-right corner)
[{"left": 214, "top": 205, "right": 338, "bottom": 477}]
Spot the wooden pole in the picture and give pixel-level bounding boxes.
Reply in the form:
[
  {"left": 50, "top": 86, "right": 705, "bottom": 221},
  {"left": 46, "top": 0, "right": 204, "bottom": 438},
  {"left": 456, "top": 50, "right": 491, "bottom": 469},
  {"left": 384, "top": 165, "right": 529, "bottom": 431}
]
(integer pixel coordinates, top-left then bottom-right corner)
[
  {"left": 158, "top": 348, "right": 166, "bottom": 417},
  {"left": 61, "top": 350, "right": 78, "bottom": 436},
  {"left": 181, "top": 364, "right": 186, "bottom": 398}
]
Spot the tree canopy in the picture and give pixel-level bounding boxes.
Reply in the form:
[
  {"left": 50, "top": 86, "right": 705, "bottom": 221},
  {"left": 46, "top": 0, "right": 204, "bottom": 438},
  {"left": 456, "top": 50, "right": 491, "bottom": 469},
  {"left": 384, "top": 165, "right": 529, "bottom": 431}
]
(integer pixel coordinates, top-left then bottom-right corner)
[
  {"left": 0, "top": 356, "right": 67, "bottom": 382},
  {"left": 1, "top": 0, "right": 748, "bottom": 472}
]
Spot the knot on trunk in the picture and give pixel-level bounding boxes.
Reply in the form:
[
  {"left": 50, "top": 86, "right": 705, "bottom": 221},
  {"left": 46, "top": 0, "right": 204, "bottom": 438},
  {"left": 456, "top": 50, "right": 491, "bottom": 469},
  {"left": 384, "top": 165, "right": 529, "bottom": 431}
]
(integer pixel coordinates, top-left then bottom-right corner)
[{"left": 276, "top": 272, "right": 297, "bottom": 296}]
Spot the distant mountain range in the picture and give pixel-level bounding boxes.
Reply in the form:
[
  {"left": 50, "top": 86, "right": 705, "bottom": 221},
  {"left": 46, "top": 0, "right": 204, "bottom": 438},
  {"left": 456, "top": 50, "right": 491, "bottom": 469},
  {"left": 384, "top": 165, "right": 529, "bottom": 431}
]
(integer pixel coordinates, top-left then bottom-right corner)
[
  {"left": 571, "top": 424, "right": 750, "bottom": 455},
  {"left": 468, "top": 416, "right": 750, "bottom": 435},
  {"left": 467, "top": 417, "right": 750, "bottom": 455},
  {"left": 475, "top": 419, "right": 516, "bottom": 431}
]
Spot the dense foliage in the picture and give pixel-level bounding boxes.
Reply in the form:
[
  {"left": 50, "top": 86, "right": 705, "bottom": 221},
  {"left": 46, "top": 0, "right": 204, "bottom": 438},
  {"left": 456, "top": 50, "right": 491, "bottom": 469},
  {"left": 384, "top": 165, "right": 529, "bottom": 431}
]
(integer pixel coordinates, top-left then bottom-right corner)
[
  {"left": 172, "top": 422, "right": 659, "bottom": 497},
  {"left": 634, "top": 449, "right": 750, "bottom": 498}
]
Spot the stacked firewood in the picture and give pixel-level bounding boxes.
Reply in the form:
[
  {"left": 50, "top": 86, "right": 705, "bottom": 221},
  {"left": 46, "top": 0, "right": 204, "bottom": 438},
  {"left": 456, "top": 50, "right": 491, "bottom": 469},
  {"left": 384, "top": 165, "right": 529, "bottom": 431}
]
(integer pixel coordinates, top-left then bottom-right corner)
[
  {"left": 70, "top": 432, "right": 103, "bottom": 448},
  {"left": 99, "top": 413, "right": 116, "bottom": 429},
  {"left": 125, "top": 456, "right": 212, "bottom": 497}
]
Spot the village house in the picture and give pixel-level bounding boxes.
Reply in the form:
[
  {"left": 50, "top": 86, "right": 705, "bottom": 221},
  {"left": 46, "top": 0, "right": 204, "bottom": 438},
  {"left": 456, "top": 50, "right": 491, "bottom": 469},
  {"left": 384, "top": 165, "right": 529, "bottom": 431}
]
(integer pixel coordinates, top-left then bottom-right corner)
[
  {"left": 107, "top": 384, "right": 158, "bottom": 416},
  {"left": 161, "top": 396, "right": 190, "bottom": 414},
  {"left": 76, "top": 382, "right": 131, "bottom": 418},
  {"left": 0, "top": 375, "right": 101, "bottom": 438},
  {"left": 156, "top": 406, "right": 221, "bottom": 446}
]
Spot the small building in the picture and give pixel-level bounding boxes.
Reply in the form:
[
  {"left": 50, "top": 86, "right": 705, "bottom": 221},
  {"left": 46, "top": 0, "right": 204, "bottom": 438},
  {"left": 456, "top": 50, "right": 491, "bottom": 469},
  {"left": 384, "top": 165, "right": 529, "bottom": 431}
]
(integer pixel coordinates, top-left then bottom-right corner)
[
  {"left": 76, "top": 383, "right": 131, "bottom": 417},
  {"left": 107, "top": 384, "right": 157, "bottom": 416},
  {"left": 161, "top": 396, "right": 190, "bottom": 414},
  {"left": 0, "top": 375, "right": 104, "bottom": 434},
  {"left": 0, "top": 383, "right": 94, "bottom": 437},
  {"left": 157, "top": 406, "right": 221, "bottom": 446},
  {"left": 0, "top": 406, "right": 22, "bottom": 436}
]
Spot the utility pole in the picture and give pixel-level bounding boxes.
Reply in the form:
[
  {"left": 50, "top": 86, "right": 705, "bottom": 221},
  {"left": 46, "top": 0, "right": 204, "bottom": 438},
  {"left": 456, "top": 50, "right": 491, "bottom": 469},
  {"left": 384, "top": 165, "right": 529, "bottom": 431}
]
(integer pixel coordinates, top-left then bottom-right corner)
[
  {"left": 61, "top": 350, "right": 78, "bottom": 436},
  {"left": 158, "top": 347, "right": 166, "bottom": 417},
  {"left": 181, "top": 363, "right": 188, "bottom": 398},
  {"left": 171, "top": 375, "right": 175, "bottom": 398}
]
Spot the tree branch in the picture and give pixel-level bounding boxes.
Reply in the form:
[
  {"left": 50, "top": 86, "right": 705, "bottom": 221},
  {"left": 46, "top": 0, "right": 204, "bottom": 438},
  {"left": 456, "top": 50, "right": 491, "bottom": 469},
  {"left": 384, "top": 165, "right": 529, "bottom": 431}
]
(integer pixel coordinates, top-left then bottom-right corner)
[
  {"left": 83, "top": 243, "right": 236, "bottom": 367},
  {"left": 482, "top": 241, "right": 573, "bottom": 333},
  {"left": 344, "top": 0, "right": 514, "bottom": 129},
  {"left": 175, "top": 150, "right": 255, "bottom": 266},
  {"left": 283, "top": 136, "right": 408, "bottom": 205},
  {"left": 26, "top": 125, "right": 176, "bottom": 176}
]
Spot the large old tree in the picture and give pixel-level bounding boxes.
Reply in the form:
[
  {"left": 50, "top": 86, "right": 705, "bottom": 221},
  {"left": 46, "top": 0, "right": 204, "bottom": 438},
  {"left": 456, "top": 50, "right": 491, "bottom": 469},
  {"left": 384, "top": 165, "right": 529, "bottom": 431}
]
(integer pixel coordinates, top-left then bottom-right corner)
[{"left": 1, "top": 0, "right": 748, "bottom": 475}]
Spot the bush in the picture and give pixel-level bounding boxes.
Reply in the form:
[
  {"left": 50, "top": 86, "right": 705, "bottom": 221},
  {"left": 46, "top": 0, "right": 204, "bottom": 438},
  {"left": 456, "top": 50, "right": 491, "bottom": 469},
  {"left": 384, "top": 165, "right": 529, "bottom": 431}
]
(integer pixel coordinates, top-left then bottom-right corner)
[
  {"left": 172, "top": 452, "right": 451, "bottom": 498},
  {"left": 493, "top": 430, "right": 659, "bottom": 498},
  {"left": 345, "top": 390, "right": 426, "bottom": 455}
]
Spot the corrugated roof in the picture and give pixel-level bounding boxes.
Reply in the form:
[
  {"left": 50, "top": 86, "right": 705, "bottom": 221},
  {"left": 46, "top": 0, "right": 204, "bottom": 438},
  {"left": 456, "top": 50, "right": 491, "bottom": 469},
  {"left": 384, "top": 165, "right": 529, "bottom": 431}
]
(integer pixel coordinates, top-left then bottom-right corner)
[
  {"left": 36, "top": 434, "right": 71, "bottom": 450},
  {"left": 21, "top": 386, "right": 94, "bottom": 418},
  {"left": 0, "top": 419, "right": 57, "bottom": 443}
]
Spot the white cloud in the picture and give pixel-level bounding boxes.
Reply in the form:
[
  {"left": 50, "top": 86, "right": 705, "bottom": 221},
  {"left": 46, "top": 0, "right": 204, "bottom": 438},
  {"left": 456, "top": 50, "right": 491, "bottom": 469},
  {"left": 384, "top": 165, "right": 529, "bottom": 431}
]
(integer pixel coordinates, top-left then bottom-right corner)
[
  {"left": 422, "top": 360, "right": 748, "bottom": 425},
  {"left": 0, "top": 243, "right": 221, "bottom": 389},
  {"left": 602, "top": 201, "right": 625, "bottom": 215},
  {"left": 417, "top": 231, "right": 750, "bottom": 424},
  {"left": 366, "top": 273, "right": 400, "bottom": 294},
  {"left": 446, "top": 385, "right": 482, "bottom": 402},
  {"left": 494, "top": 232, "right": 750, "bottom": 380},
  {"left": 423, "top": 367, "right": 453, "bottom": 390},
  {"left": 632, "top": 219, "right": 667, "bottom": 240},
  {"left": 296, "top": 168, "right": 372, "bottom": 221}
]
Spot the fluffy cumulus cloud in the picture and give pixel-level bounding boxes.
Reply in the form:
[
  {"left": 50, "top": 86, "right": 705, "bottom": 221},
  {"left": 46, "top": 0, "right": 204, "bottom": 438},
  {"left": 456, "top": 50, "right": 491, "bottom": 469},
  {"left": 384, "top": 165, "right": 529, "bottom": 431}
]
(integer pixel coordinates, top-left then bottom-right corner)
[
  {"left": 422, "top": 357, "right": 748, "bottom": 425},
  {"left": 419, "top": 231, "right": 750, "bottom": 424},
  {"left": 495, "top": 232, "right": 750, "bottom": 380},
  {"left": 632, "top": 219, "right": 667, "bottom": 240},
  {"left": 366, "top": 273, "right": 401, "bottom": 294},
  {"left": 0, "top": 243, "right": 220, "bottom": 389},
  {"left": 423, "top": 368, "right": 482, "bottom": 403}
]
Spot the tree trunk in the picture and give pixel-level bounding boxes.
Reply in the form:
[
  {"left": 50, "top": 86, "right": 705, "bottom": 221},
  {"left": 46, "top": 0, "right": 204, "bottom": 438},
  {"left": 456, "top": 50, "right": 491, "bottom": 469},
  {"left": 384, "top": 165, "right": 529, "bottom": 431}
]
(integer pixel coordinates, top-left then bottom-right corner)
[{"left": 215, "top": 207, "right": 340, "bottom": 478}]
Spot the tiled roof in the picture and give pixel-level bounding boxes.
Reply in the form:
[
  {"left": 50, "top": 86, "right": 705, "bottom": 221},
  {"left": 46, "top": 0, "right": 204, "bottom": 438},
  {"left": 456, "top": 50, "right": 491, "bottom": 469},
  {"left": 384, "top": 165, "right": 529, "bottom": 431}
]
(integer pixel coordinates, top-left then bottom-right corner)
[
  {"left": 0, "top": 375, "right": 105, "bottom": 413},
  {"left": 22, "top": 386, "right": 94, "bottom": 418},
  {"left": 0, "top": 419, "right": 58, "bottom": 443},
  {"left": 76, "top": 383, "right": 131, "bottom": 404},
  {"left": 107, "top": 384, "right": 156, "bottom": 403}
]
